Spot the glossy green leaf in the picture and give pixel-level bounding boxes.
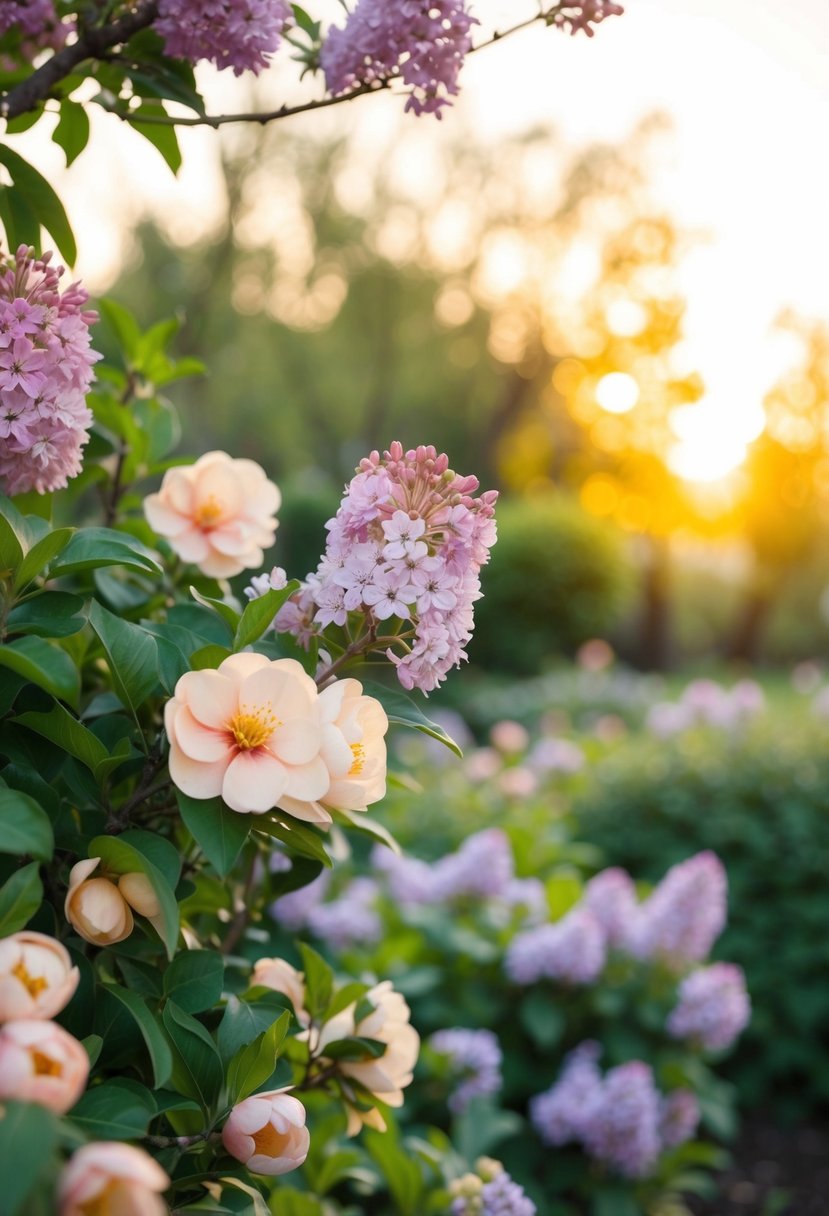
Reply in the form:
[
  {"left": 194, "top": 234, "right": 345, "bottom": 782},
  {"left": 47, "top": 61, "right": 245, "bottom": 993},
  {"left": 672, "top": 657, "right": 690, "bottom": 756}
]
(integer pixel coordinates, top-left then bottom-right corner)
[
  {"left": 0, "top": 512, "right": 24, "bottom": 574},
  {"left": 226, "top": 1009, "right": 291, "bottom": 1103},
  {"left": 0, "top": 144, "right": 76, "bottom": 263},
  {"left": 190, "top": 644, "right": 233, "bottom": 671},
  {"left": 361, "top": 681, "right": 462, "bottom": 756},
  {"left": 14, "top": 528, "right": 74, "bottom": 589},
  {"left": 298, "top": 943, "right": 333, "bottom": 1019},
  {"left": 49, "top": 528, "right": 162, "bottom": 578},
  {"left": 6, "top": 591, "right": 86, "bottom": 638},
  {"left": 0, "top": 1101, "right": 59, "bottom": 1216},
  {"left": 88, "top": 601, "right": 159, "bottom": 715},
  {"left": 217, "top": 992, "right": 293, "bottom": 1064},
  {"left": 233, "top": 582, "right": 299, "bottom": 651},
  {"left": 97, "top": 299, "right": 142, "bottom": 361},
  {"left": 254, "top": 814, "right": 332, "bottom": 867},
  {"left": 52, "top": 100, "right": 90, "bottom": 167},
  {"left": 69, "top": 1080, "right": 156, "bottom": 1139},
  {"left": 0, "top": 862, "right": 42, "bottom": 935},
  {"left": 127, "top": 104, "right": 183, "bottom": 172},
  {"left": 177, "top": 792, "right": 249, "bottom": 878},
  {"left": 162, "top": 1000, "right": 223, "bottom": 1109},
  {"left": 0, "top": 636, "right": 79, "bottom": 706},
  {"left": 329, "top": 807, "right": 401, "bottom": 855},
  {"left": 164, "top": 950, "right": 225, "bottom": 1014},
  {"left": 189, "top": 587, "right": 240, "bottom": 633},
  {"left": 100, "top": 983, "right": 173, "bottom": 1088},
  {"left": 0, "top": 789, "right": 53, "bottom": 860}
]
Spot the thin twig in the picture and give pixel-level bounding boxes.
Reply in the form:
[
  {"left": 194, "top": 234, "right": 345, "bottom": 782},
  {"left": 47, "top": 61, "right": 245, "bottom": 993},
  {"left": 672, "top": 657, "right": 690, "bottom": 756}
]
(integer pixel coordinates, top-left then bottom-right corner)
[{"left": 220, "top": 850, "right": 258, "bottom": 954}]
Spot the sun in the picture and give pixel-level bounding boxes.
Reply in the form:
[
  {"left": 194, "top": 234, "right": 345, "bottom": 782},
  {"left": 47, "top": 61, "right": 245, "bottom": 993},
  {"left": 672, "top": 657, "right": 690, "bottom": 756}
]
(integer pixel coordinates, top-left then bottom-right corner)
[{"left": 668, "top": 399, "right": 765, "bottom": 484}]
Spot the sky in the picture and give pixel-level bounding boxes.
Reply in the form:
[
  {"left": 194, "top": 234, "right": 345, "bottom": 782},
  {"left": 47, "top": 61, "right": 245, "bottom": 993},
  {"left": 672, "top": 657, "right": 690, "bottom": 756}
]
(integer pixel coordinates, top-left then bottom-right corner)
[{"left": 12, "top": 0, "right": 829, "bottom": 482}]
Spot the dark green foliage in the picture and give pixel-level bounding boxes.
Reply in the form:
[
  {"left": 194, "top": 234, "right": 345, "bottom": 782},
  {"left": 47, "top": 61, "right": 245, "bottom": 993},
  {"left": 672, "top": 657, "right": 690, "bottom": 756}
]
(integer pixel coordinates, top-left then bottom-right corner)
[
  {"left": 473, "top": 496, "right": 632, "bottom": 674},
  {"left": 574, "top": 724, "right": 829, "bottom": 1120}
]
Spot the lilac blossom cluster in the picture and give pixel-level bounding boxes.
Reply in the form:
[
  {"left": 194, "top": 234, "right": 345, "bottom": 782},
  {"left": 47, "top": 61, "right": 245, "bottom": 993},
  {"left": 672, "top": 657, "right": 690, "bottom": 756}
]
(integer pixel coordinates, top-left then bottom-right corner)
[
  {"left": 0, "top": 246, "right": 98, "bottom": 496},
  {"left": 154, "top": 0, "right": 291, "bottom": 75},
  {"left": 321, "top": 0, "right": 478, "bottom": 118},
  {"left": 647, "top": 678, "right": 765, "bottom": 739},
  {"left": 531, "top": 1044, "right": 699, "bottom": 1179},
  {"left": 428, "top": 1027, "right": 503, "bottom": 1114},
  {"left": 550, "top": 0, "right": 625, "bottom": 36},
  {"left": 450, "top": 1158, "right": 536, "bottom": 1216},
  {"left": 275, "top": 442, "right": 497, "bottom": 692},
  {"left": 270, "top": 871, "right": 382, "bottom": 951},
  {"left": 0, "top": 0, "right": 67, "bottom": 56},
  {"left": 667, "top": 963, "right": 751, "bottom": 1052},
  {"left": 506, "top": 852, "right": 728, "bottom": 986}
]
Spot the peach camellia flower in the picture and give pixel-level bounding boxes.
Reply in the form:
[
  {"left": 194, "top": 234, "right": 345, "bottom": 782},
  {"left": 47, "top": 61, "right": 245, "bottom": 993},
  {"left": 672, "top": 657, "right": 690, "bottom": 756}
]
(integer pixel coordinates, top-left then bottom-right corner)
[
  {"left": 251, "top": 958, "right": 309, "bottom": 1028},
  {"left": 65, "top": 860, "right": 162, "bottom": 947},
  {"left": 0, "top": 931, "right": 79, "bottom": 1022},
  {"left": 279, "top": 678, "right": 388, "bottom": 826},
  {"left": 222, "top": 1090, "right": 310, "bottom": 1176},
  {"left": 165, "top": 654, "right": 329, "bottom": 816},
  {"left": 144, "top": 450, "right": 280, "bottom": 579},
  {"left": 315, "top": 980, "right": 419, "bottom": 1135},
  {"left": 0, "top": 1018, "right": 89, "bottom": 1113},
  {"left": 58, "top": 1142, "right": 170, "bottom": 1216}
]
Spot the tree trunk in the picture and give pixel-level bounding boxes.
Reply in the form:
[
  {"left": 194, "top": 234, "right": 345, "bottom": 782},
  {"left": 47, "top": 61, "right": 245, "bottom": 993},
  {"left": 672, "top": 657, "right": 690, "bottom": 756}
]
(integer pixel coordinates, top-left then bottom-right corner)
[
  {"left": 638, "top": 534, "right": 672, "bottom": 671},
  {"left": 727, "top": 576, "right": 774, "bottom": 664}
]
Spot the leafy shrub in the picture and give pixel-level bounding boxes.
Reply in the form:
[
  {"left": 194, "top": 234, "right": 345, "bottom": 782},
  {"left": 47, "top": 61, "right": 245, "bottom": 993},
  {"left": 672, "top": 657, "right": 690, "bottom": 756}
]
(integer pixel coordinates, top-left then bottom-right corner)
[
  {"left": 472, "top": 496, "right": 631, "bottom": 675},
  {"left": 573, "top": 723, "right": 829, "bottom": 1121}
]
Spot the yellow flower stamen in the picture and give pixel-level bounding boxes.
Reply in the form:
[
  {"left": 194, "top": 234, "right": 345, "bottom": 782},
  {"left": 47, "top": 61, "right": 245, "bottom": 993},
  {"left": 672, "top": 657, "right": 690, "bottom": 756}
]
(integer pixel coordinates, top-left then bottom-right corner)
[
  {"left": 194, "top": 495, "right": 224, "bottom": 528},
  {"left": 252, "top": 1122, "right": 290, "bottom": 1158},
  {"left": 228, "top": 706, "right": 278, "bottom": 751},
  {"left": 31, "top": 1050, "right": 62, "bottom": 1077},
  {"left": 348, "top": 742, "right": 366, "bottom": 776},
  {"left": 12, "top": 960, "right": 48, "bottom": 998}
]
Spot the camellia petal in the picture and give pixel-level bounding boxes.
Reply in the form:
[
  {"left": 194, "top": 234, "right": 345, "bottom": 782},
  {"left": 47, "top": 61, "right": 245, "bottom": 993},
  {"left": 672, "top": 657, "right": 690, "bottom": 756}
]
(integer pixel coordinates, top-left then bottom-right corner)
[{"left": 222, "top": 751, "right": 289, "bottom": 814}]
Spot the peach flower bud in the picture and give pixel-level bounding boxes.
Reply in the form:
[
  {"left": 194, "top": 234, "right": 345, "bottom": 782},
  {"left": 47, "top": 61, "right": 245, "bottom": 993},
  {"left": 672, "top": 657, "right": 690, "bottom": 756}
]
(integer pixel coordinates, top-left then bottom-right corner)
[
  {"left": 251, "top": 958, "right": 309, "bottom": 1027},
  {"left": 144, "top": 450, "right": 280, "bottom": 579},
  {"left": 222, "top": 1090, "right": 310, "bottom": 1176},
  {"left": 0, "top": 1018, "right": 89, "bottom": 1113},
  {"left": 65, "top": 858, "right": 134, "bottom": 947},
  {"left": 165, "top": 653, "right": 328, "bottom": 816},
  {"left": 0, "top": 931, "right": 79, "bottom": 1022},
  {"left": 118, "top": 872, "right": 161, "bottom": 918},
  {"left": 58, "top": 1142, "right": 169, "bottom": 1216},
  {"left": 278, "top": 678, "right": 388, "bottom": 827}
]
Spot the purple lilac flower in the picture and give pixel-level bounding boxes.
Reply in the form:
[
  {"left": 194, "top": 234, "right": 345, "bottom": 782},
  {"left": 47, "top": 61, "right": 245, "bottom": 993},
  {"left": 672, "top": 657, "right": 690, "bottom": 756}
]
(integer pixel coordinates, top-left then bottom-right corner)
[
  {"left": 434, "top": 829, "right": 514, "bottom": 901},
  {"left": 429, "top": 1027, "right": 503, "bottom": 1114},
  {"left": 322, "top": 0, "right": 477, "bottom": 118},
  {"left": 506, "top": 907, "right": 606, "bottom": 986},
  {"left": 659, "top": 1089, "right": 701, "bottom": 1148},
  {"left": 372, "top": 845, "right": 438, "bottom": 906},
  {"left": 306, "top": 878, "right": 382, "bottom": 951},
  {"left": 154, "top": 0, "right": 291, "bottom": 75},
  {"left": 479, "top": 1170, "right": 537, "bottom": 1216},
  {"left": 580, "top": 1060, "right": 662, "bottom": 1179},
  {"left": 0, "top": 0, "right": 67, "bottom": 55},
  {"left": 667, "top": 963, "right": 751, "bottom": 1052},
  {"left": 526, "top": 737, "right": 585, "bottom": 775},
  {"left": 500, "top": 877, "right": 548, "bottom": 926},
  {"left": 269, "top": 870, "right": 331, "bottom": 932},
  {"left": 275, "top": 442, "right": 497, "bottom": 692},
  {"left": 583, "top": 867, "right": 640, "bottom": 950},
  {"left": 0, "top": 246, "right": 98, "bottom": 496},
  {"left": 551, "top": 0, "right": 624, "bottom": 36},
  {"left": 530, "top": 1042, "right": 603, "bottom": 1146},
  {"left": 632, "top": 851, "right": 727, "bottom": 967}
]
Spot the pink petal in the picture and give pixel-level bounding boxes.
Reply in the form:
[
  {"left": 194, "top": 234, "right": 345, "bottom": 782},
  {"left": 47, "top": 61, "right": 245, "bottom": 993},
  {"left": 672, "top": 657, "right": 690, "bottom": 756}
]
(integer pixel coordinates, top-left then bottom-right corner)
[
  {"left": 222, "top": 751, "right": 288, "bottom": 814},
  {"left": 170, "top": 527, "right": 210, "bottom": 563},
  {"left": 193, "top": 459, "right": 244, "bottom": 520},
  {"left": 144, "top": 496, "right": 189, "bottom": 538},
  {"left": 173, "top": 704, "right": 231, "bottom": 762},
  {"left": 283, "top": 756, "right": 330, "bottom": 802},
  {"left": 271, "top": 718, "right": 322, "bottom": 766},
  {"left": 168, "top": 741, "right": 227, "bottom": 799},
  {"left": 175, "top": 671, "right": 239, "bottom": 729}
]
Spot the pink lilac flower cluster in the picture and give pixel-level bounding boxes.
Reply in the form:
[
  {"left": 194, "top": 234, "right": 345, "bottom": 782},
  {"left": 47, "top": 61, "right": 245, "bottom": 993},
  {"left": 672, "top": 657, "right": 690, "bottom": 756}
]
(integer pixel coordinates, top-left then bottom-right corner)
[
  {"left": 550, "top": 0, "right": 624, "bottom": 37},
  {"left": 582, "top": 867, "right": 639, "bottom": 950},
  {"left": 429, "top": 1027, "right": 503, "bottom": 1114},
  {"left": 531, "top": 1045, "right": 698, "bottom": 1179},
  {"left": 667, "top": 963, "right": 751, "bottom": 1052},
  {"left": 505, "top": 906, "right": 606, "bottom": 986},
  {"left": 154, "top": 0, "right": 291, "bottom": 75},
  {"left": 276, "top": 442, "right": 497, "bottom": 692},
  {"left": 321, "top": 0, "right": 478, "bottom": 118},
  {"left": 0, "top": 0, "right": 67, "bottom": 56},
  {"left": 647, "top": 678, "right": 765, "bottom": 739},
  {"left": 270, "top": 871, "right": 382, "bottom": 951},
  {"left": 0, "top": 246, "right": 98, "bottom": 496},
  {"left": 631, "top": 851, "right": 727, "bottom": 967}
]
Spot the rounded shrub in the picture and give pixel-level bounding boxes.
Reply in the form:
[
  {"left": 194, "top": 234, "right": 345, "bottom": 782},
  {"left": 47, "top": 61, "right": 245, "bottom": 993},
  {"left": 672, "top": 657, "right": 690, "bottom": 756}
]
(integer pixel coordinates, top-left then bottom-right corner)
[{"left": 472, "top": 495, "right": 631, "bottom": 674}]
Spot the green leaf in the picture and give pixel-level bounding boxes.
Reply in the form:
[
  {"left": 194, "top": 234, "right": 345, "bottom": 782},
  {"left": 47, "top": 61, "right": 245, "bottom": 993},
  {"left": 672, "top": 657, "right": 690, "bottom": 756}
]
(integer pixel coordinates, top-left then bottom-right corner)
[
  {"left": 454, "top": 1097, "right": 523, "bottom": 1164},
  {"left": 0, "top": 636, "right": 79, "bottom": 706},
  {"left": 69, "top": 1080, "right": 156, "bottom": 1139},
  {"left": 190, "top": 644, "right": 233, "bottom": 671},
  {"left": 0, "top": 179, "right": 40, "bottom": 254},
  {"left": 14, "top": 528, "right": 74, "bottom": 589},
  {"left": 97, "top": 299, "right": 142, "bottom": 361},
  {"left": 361, "top": 681, "right": 462, "bottom": 756},
  {"left": 0, "top": 1101, "right": 59, "bottom": 1216},
  {"left": 118, "top": 828, "right": 181, "bottom": 890},
  {"left": 88, "top": 601, "right": 159, "bottom": 716},
  {"left": 226, "top": 1009, "right": 291, "bottom": 1103},
  {"left": 0, "top": 512, "right": 24, "bottom": 574},
  {"left": 590, "top": 1188, "right": 642, "bottom": 1216},
  {"left": 127, "top": 104, "right": 183, "bottom": 172},
  {"left": 52, "top": 101, "right": 90, "bottom": 167},
  {"left": 189, "top": 587, "right": 241, "bottom": 634},
  {"left": 519, "top": 990, "right": 565, "bottom": 1050},
  {"left": 217, "top": 992, "right": 293, "bottom": 1064},
  {"left": 82, "top": 1034, "right": 103, "bottom": 1067},
  {"left": 0, "top": 143, "right": 76, "bottom": 263},
  {"left": 254, "top": 814, "right": 332, "bottom": 867},
  {"left": 329, "top": 807, "right": 401, "bottom": 855},
  {"left": 100, "top": 983, "right": 173, "bottom": 1088},
  {"left": 298, "top": 943, "right": 333, "bottom": 1019},
  {"left": 89, "top": 834, "right": 179, "bottom": 959},
  {"left": 319, "top": 1036, "right": 386, "bottom": 1062},
  {"left": 49, "top": 528, "right": 162, "bottom": 578},
  {"left": 6, "top": 591, "right": 86, "bottom": 638},
  {"left": 162, "top": 1000, "right": 223, "bottom": 1110},
  {"left": 363, "top": 1128, "right": 425, "bottom": 1216},
  {"left": 233, "top": 582, "right": 299, "bottom": 651},
  {"left": 16, "top": 702, "right": 108, "bottom": 774},
  {"left": 177, "top": 792, "right": 249, "bottom": 878},
  {"left": 164, "top": 950, "right": 225, "bottom": 1014},
  {"left": 0, "top": 789, "right": 53, "bottom": 860},
  {"left": 0, "top": 862, "right": 42, "bottom": 935}
]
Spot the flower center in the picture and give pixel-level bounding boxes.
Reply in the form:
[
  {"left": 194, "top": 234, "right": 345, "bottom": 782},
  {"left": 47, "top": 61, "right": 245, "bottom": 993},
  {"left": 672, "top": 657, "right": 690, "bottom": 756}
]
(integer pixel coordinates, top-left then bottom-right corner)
[
  {"left": 228, "top": 707, "right": 277, "bottom": 751},
  {"left": 31, "top": 1050, "right": 62, "bottom": 1077},
  {"left": 348, "top": 743, "right": 366, "bottom": 776},
  {"left": 195, "top": 495, "right": 224, "bottom": 528},
  {"left": 251, "top": 1121, "right": 290, "bottom": 1159},
  {"left": 12, "top": 960, "right": 48, "bottom": 998}
]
